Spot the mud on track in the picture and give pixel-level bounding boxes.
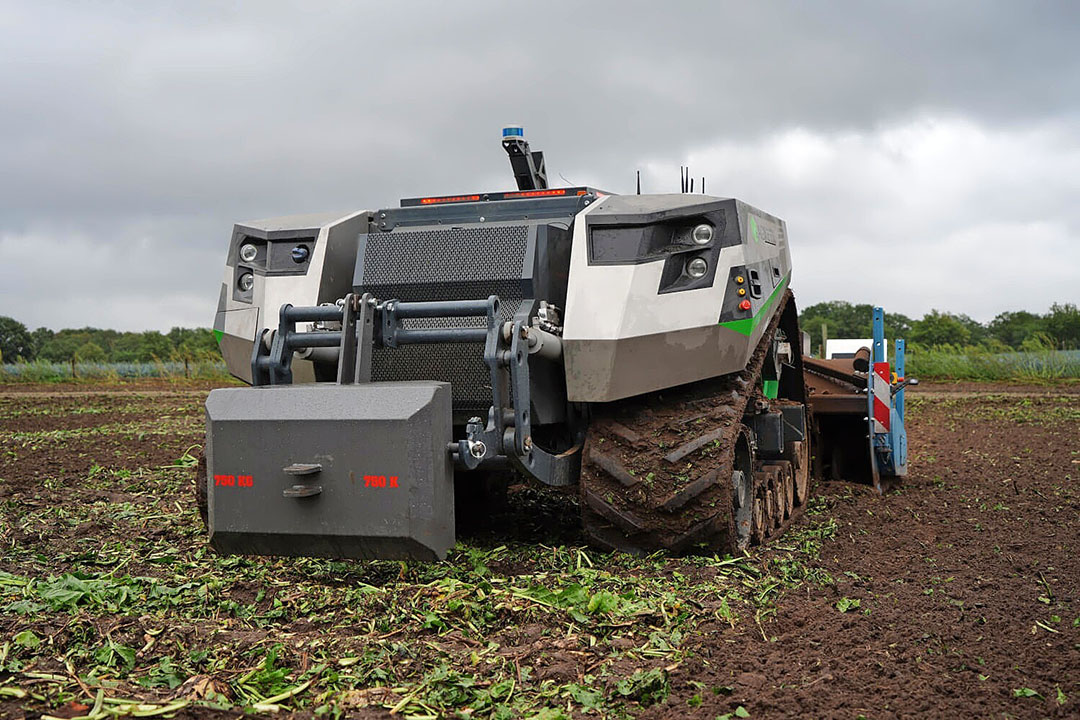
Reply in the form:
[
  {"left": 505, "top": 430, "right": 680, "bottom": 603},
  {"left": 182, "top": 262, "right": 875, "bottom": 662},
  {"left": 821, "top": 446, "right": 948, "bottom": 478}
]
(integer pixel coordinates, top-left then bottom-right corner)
[{"left": 0, "top": 383, "right": 1077, "bottom": 719}]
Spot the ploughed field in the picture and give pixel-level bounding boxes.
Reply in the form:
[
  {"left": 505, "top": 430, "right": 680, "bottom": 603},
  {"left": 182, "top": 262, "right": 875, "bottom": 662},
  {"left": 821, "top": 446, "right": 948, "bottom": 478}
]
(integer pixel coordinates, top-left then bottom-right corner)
[{"left": 0, "top": 382, "right": 1078, "bottom": 719}]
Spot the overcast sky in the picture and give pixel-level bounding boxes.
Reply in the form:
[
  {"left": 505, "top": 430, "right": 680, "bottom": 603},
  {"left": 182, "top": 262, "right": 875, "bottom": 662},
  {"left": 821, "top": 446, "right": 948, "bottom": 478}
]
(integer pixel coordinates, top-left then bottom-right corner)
[{"left": 1, "top": 1, "right": 1078, "bottom": 331}]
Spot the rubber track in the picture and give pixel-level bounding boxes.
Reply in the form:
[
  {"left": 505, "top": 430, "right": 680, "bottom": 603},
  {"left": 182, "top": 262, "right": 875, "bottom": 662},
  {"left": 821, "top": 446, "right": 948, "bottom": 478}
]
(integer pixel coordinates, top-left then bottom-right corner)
[{"left": 579, "top": 290, "right": 807, "bottom": 555}]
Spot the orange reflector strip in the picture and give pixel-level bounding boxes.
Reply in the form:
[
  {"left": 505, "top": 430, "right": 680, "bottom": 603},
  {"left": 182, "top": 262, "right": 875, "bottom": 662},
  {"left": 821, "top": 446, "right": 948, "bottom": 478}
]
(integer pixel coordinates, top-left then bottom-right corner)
[
  {"left": 419, "top": 194, "right": 481, "bottom": 205},
  {"left": 503, "top": 188, "right": 568, "bottom": 199}
]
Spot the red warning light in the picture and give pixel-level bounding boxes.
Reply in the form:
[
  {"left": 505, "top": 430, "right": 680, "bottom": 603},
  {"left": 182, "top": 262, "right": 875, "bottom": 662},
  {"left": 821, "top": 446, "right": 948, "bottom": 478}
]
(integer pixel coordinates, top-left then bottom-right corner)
[
  {"left": 419, "top": 194, "right": 481, "bottom": 205},
  {"left": 503, "top": 189, "right": 568, "bottom": 199},
  {"left": 400, "top": 187, "right": 593, "bottom": 207},
  {"left": 739, "top": 300, "right": 752, "bottom": 311}
]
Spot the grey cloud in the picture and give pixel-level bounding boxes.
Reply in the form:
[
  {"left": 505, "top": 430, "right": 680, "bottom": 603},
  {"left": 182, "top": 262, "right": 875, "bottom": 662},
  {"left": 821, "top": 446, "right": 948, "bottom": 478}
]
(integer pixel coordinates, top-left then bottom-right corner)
[
  {"left": 663, "top": 117, "right": 1080, "bottom": 320},
  {"left": 1, "top": 1, "right": 1078, "bottom": 329}
]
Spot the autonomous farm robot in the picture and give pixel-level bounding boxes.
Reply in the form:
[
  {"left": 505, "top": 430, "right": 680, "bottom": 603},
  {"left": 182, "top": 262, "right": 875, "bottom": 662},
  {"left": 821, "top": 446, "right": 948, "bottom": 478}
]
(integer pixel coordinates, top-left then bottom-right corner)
[{"left": 200, "top": 127, "right": 912, "bottom": 560}]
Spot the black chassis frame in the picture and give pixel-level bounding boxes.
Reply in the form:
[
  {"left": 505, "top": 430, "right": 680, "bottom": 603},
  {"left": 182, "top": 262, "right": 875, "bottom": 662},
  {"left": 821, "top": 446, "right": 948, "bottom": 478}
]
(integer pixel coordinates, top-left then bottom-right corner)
[{"left": 251, "top": 293, "right": 585, "bottom": 488}]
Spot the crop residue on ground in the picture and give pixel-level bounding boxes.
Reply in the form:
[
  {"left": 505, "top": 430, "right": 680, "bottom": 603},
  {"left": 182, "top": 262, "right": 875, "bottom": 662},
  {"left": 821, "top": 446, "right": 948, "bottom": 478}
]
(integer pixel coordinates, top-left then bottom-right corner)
[{"left": 0, "top": 383, "right": 1078, "bottom": 719}]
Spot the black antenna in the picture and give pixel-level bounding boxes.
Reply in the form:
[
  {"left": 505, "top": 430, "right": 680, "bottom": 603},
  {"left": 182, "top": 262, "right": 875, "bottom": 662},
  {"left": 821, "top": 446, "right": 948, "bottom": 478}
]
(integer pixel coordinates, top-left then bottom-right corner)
[
  {"left": 679, "top": 166, "right": 684, "bottom": 193},
  {"left": 690, "top": 177, "right": 694, "bottom": 193},
  {"left": 702, "top": 177, "right": 706, "bottom": 194},
  {"left": 636, "top": 170, "right": 641, "bottom": 195}
]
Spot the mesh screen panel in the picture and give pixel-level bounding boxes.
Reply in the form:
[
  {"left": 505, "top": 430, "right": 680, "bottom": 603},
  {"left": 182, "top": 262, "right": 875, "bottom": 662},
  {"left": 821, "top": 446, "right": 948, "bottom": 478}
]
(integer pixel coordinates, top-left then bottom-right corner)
[{"left": 359, "top": 225, "right": 528, "bottom": 412}]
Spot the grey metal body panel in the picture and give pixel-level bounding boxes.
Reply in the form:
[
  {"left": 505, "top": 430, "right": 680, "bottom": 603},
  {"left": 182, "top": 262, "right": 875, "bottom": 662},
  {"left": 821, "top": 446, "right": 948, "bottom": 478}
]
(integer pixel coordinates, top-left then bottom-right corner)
[
  {"left": 205, "top": 382, "right": 454, "bottom": 560},
  {"left": 584, "top": 193, "right": 730, "bottom": 223},
  {"left": 562, "top": 324, "right": 761, "bottom": 402},
  {"left": 562, "top": 194, "right": 791, "bottom": 402},
  {"left": 214, "top": 210, "right": 369, "bottom": 383}
]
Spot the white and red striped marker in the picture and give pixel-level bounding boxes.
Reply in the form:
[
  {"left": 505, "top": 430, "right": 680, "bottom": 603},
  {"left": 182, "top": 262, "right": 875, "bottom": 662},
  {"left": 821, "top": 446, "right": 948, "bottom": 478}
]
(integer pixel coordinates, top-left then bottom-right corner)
[{"left": 872, "top": 362, "right": 891, "bottom": 433}]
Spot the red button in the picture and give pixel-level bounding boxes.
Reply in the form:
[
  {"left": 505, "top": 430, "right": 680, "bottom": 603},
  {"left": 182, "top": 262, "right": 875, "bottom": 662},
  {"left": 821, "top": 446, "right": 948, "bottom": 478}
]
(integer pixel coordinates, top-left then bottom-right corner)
[{"left": 739, "top": 299, "right": 751, "bottom": 311}]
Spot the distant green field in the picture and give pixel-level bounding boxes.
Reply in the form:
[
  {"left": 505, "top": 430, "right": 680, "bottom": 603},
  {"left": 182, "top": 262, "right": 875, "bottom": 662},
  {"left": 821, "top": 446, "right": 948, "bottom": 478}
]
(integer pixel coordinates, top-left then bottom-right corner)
[
  {"left": 904, "top": 349, "right": 1080, "bottom": 381},
  {"left": 3, "top": 349, "right": 1079, "bottom": 384},
  {"left": 0, "top": 359, "right": 232, "bottom": 383}
]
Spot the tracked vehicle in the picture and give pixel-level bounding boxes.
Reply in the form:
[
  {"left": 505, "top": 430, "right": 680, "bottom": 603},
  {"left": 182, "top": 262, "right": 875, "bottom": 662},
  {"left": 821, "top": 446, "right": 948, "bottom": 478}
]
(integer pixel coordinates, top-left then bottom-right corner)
[{"left": 202, "top": 127, "right": 911, "bottom": 560}]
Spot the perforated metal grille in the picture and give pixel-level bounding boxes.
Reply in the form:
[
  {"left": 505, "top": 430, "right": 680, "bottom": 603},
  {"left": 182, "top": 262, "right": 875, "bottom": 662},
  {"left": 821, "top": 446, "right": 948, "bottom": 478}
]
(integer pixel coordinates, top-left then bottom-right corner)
[
  {"left": 358, "top": 224, "right": 529, "bottom": 413},
  {"left": 363, "top": 225, "right": 528, "bottom": 285}
]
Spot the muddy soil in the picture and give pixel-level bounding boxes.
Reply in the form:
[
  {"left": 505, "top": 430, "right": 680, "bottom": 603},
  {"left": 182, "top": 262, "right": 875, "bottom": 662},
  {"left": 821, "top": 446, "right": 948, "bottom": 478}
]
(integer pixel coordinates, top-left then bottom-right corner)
[
  {"left": 0, "top": 379, "right": 232, "bottom": 395},
  {"left": 643, "top": 390, "right": 1080, "bottom": 718},
  {"left": 1, "top": 383, "right": 1077, "bottom": 719},
  {"left": 910, "top": 379, "right": 1080, "bottom": 395},
  {"left": 0, "top": 391, "right": 204, "bottom": 489}
]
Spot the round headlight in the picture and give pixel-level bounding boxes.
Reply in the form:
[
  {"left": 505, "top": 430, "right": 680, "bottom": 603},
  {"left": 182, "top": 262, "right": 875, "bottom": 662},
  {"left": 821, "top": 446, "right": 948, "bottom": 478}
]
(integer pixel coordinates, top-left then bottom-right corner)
[
  {"left": 686, "top": 257, "right": 708, "bottom": 279},
  {"left": 691, "top": 224, "right": 713, "bottom": 245},
  {"left": 237, "top": 272, "right": 254, "bottom": 292},
  {"left": 290, "top": 245, "right": 310, "bottom": 263},
  {"left": 239, "top": 243, "right": 258, "bottom": 263}
]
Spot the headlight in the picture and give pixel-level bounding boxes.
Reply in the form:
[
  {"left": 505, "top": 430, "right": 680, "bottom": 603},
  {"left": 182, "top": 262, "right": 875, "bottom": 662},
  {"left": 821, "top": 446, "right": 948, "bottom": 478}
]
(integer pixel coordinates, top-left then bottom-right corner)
[
  {"left": 686, "top": 257, "right": 708, "bottom": 278},
  {"left": 237, "top": 272, "right": 254, "bottom": 292},
  {"left": 589, "top": 218, "right": 720, "bottom": 264},
  {"left": 290, "top": 245, "right": 310, "bottom": 263},
  {"left": 239, "top": 243, "right": 258, "bottom": 262},
  {"left": 691, "top": 224, "right": 713, "bottom": 245}
]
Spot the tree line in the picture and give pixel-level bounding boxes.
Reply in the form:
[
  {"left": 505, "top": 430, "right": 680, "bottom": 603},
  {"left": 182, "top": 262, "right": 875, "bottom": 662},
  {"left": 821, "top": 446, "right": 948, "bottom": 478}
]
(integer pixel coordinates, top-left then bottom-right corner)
[
  {"left": 2, "top": 302, "right": 1078, "bottom": 364},
  {"left": 798, "top": 301, "right": 1080, "bottom": 356},
  {"left": 0, "top": 317, "right": 219, "bottom": 364}
]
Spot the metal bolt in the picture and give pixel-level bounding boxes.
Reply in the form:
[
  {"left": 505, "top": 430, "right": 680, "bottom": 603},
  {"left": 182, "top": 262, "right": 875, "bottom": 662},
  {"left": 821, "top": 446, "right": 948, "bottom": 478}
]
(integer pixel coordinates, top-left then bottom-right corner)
[
  {"left": 523, "top": 436, "right": 533, "bottom": 451},
  {"left": 469, "top": 440, "right": 487, "bottom": 459},
  {"left": 479, "top": 216, "right": 486, "bottom": 222},
  {"left": 379, "top": 221, "right": 386, "bottom": 228},
  {"left": 379, "top": 212, "right": 386, "bottom": 219}
]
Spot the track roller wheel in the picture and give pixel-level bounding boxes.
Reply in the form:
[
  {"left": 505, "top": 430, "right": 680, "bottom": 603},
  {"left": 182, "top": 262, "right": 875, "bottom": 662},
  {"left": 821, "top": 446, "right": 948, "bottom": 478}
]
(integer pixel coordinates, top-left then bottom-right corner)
[
  {"left": 770, "top": 460, "right": 794, "bottom": 520},
  {"left": 782, "top": 464, "right": 795, "bottom": 519},
  {"left": 751, "top": 488, "right": 767, "bottom": 545},
  {"left": 788, "top": 440, "right": 810, "bottom": 506},
  {"left": 764, "top": 466, "right": 782, "bottom": 529},
  {"left": 754, "top": 469, "right": 774, "bottom": 539},
  {"left": 732, "top": 470, "right": 753, "bottom": 550}
]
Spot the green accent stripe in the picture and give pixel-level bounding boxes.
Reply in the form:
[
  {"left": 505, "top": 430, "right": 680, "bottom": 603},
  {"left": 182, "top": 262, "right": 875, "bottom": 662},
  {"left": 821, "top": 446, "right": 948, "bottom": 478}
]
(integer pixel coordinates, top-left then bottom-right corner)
[
  {"left": 719, "top": 273, "right": 789, "bottom": 336},
  {"left": 213, "top": 329, "right": 224, "bottom": 345}
]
